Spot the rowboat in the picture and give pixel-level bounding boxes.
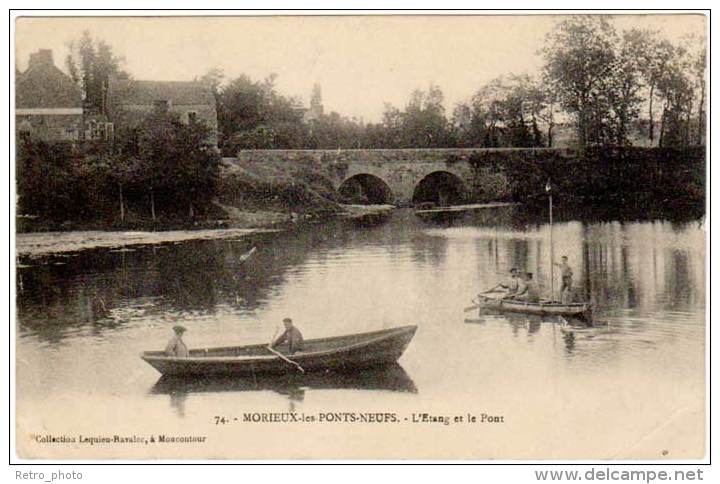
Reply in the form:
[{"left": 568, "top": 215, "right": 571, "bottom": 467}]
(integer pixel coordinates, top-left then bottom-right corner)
[
  {"left": 472, "top": 294, "right": 589, "bottom": 318},
  {"left": 141, "top": 325, "right": 417, "bottom": 377}
]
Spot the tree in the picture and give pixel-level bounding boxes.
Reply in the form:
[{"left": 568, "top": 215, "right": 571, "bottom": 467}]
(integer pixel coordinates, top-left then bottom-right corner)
[
  {"left": 380, "top": 103, "right": 404, "bottom": 148},
  {"left": 198, "top": 68, "right": 225, "bottom": 96},
  {"left": 66, "top": 31, "right": 129, "bottom": 114},
  {"left": 655, "top": 57, "right": 694, "bottom": 147},
  {"left": 217, "top": 74, "right": 308, "bottom": 153},
  {"left": 542, "top": 16, "right": 620, "bottom": 148},
  {"left": 605, "top": 31, "right": 644, "bottom": 145},
  {"left": 399, "top": 84, "right": 451, "bottom": 148},
  {"left": 521, "top": 76, "right": 557, "bottom": 147},
  {"left": 133, "top": 112, "right": 221, "bottom": 219},
  {"left": 622, "top": 29, "right": 675, "bottom": 144},
  {"left": 680, "top": 33, "right": 707, "bottom": 145},
  {"left": 452, "top": 75, "right": 548, "bottom": 148}
]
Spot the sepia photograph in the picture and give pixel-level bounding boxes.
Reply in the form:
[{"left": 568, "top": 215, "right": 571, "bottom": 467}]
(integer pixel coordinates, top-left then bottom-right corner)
[{"left": 11, "top": 11, "right": 708, "bottom": 461}]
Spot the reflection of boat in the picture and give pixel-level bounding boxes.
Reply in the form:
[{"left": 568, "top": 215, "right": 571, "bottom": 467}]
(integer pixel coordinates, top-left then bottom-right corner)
[
  {"left": 141, "top": 325, "right": 418, "bottom": 376},
  {"left": 471, "top": 294, "right": 589, "bottom": 318},
  {"left": 150, "top": 363, "right": 417, "bottom": 396}
]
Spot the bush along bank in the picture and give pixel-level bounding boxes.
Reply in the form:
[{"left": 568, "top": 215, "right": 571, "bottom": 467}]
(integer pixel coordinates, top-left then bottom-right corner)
[{"left": 480, "top": 146, "right": 705, "bottom": 219}]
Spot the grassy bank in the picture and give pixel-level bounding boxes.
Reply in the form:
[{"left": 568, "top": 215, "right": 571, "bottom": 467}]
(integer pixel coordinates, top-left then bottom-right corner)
[{"left": 17, "top": 157, "right": 354, "bottom": 233}]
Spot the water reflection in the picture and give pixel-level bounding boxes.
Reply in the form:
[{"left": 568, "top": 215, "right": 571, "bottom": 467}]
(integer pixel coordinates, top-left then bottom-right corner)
[
  {"left": 151, "top": 363, "right": 417, "bottom": 416},
  {"left": 16, "top": 210, "right": 705, "bottom": 382},
  {"left": 15, "top": 207, "right": 706, "bottom": 458}
]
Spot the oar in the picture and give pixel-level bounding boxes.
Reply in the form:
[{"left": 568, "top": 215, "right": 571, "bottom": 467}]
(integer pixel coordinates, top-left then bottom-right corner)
[
  {"left": 481, "top": 284, "right": 505, "bottom": 294},
  {"left": 239, "top": 246, "right": 257, "bottom": 262},
  {"left": 464, "top": 287, "right": 505, "bottom": 312},
  {"left": 266, "top": 346, "right": 305, "bottom": 373}
]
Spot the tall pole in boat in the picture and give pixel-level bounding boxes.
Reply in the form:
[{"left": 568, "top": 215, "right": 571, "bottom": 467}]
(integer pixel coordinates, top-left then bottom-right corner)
[{"left": 546, "top": 180, "right": 555, "bottom": 301}]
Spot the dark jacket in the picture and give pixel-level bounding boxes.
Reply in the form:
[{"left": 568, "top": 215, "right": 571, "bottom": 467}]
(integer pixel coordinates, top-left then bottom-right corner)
[{"left": 273, "top": 326, "right": 304, "bottom": 354}]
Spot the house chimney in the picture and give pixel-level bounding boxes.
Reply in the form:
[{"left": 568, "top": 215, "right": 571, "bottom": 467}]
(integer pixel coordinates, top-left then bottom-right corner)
[{"left": 28, "top": 49, "right": 54, "bottom": 69}]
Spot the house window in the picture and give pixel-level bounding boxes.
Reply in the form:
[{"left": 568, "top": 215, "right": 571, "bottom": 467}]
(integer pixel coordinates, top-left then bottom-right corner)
[
  {"left": 153, "top": 99, "right": 170, "bottom": 113},
  {"left": 187, "top": 111, "right": 198, "bottom": 124}
]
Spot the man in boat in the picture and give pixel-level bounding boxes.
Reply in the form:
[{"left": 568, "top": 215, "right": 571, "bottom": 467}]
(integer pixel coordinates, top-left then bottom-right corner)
[
  {"left": 514, "top": 272, "right": 540, "bottom": 302},
  {"left": 165, "top": 325, "right": 189, "bottom": 357},
  {"left": 271, "top": 318, "right": 305, "bottom": 354},
  {"left": 491, "top": 268, "right": 520, "bottom": 296},
  {"left": 554, "top": 256, "right": 574, "bottom": 296}
]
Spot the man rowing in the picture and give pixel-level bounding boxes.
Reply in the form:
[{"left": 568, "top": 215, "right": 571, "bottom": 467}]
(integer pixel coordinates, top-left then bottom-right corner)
[
  {"left": 271, "top": 318, "right": 305, "bottom": 355},
  {"left": 487, "top": 268, "right": 520, "bottom": 297}
]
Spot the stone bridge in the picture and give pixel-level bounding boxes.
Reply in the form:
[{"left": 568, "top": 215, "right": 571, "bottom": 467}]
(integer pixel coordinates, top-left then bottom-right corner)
[{"left": 229, "top": 148, "right": 577, "bottom": 206}]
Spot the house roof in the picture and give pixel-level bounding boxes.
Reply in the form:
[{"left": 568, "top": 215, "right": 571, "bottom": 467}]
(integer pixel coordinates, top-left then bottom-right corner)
[
  {"left": 16, "top": 52, "right": 82, "bottom": 109},
  {"left": 108, "top": 79, "right": 215, "bottom": 106}
]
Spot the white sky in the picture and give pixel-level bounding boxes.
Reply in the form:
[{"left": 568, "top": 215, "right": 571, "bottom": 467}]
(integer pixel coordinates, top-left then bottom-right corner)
[{"left": 15, "top": 14, "right": 706, "bottom": 122}]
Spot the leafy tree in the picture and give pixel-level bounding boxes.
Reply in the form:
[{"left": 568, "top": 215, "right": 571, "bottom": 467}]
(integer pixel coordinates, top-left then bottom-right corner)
[
  {"left": 198, "top": 68, "right": 226, "bottom": 96},
  {"left": 217, "top": 74, "right": 307, "bottom": 153},
  {"left": 400, "top": 84, "right": 451, "bottom": 148},
  {"left": 622, "top": 29, "right": 675, "bottom": 143},
  {"left": 134, "top": 112, "right": 221, "bottom": 219},
  {"left": 542, "top": 16, "right": 621, "bottom": 148},
  {"left": 605, "top": 32, "right": 644, "bottom": 145},
  {"left": 452, "top": 75, "right": 547, "bottom": 148},
  {"left": 380, "top": 103, "right": 404, "bottom": 148},
  {"left": 656, "top": 58, "right": 694, "bottom": 147},
  {"left": 16, "top": 139, "right": 77, "bottom": 220},
  {"left": 66, "top": 31, "right": 129, "bottom": 113},
  {"left": 680, "top": 33, "right": 707, "bottom": 145}
]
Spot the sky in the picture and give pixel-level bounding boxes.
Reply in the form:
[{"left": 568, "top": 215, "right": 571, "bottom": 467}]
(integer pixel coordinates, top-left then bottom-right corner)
[{"left": 15, "top": 14, "right": 706, "bottom": 122}]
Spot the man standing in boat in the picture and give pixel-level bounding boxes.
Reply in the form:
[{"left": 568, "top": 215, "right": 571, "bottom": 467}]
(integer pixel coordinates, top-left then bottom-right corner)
[
  {"left": 554, "top": 256, "right": 574, "bottom": 301},
  {"left": 271, "top": 318, "right": 305, "bottom": 354},
  {"left": 165, "top": 325, "right": 189, "bottom": 357}
]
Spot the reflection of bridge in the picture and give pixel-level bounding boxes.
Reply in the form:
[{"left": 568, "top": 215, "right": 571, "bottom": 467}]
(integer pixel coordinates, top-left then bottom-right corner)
[{"left": 230, "top": 148, "right": 575, "bottom": 205}]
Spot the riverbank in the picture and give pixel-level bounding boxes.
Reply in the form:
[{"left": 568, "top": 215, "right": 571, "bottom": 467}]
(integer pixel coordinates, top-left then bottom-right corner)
[
  {"left": 15, "top": 204, "right": 397, "bottom": 258},
  {"left": 15, "top": 228, "right": 276, "bottom": 258}
]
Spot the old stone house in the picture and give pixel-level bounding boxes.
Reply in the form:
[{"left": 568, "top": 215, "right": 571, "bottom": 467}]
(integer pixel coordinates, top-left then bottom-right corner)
[
  {"left": 106, "top": 79, "right": 218, "bottom": 146},
  {"left": 15, "top": 49, "right": 84, "bottom": 142},
  {"left": 16, "top": 49, "right": 115, "bottom": 143}
]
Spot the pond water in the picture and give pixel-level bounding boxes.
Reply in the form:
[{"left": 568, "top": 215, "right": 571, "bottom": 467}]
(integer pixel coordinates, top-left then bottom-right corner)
[{"left": 15, "top": 208, "right": 706, "bottom": 459}]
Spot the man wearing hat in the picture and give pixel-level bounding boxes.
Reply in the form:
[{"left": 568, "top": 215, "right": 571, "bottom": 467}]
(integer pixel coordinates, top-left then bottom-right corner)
[
  {"left": 488, "top": 268, "right": 520, "bottom": 297},
  {"left": 165, "top": 325, "right": 189, "bottom": 357},
  {"left": 271, "top": 318, "right": 304, "bottom": 354}
]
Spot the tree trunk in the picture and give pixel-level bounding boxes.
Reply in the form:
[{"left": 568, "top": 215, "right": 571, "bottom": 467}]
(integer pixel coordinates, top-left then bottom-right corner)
[
  {"left": 189, "top": 201, "right": 194, "bottom": 219},
  {"left": 150, "top": 188, "right": 156, "bottom": 222},
  {"left": 577, "top": 112, "right": 587, "bottom": 151},
  {"left": 659, "top": 103, "right": 668, "bottom": 148},
  {"left": 648, "top": 85, "right": 655, "bottom": 144},
  {"left": 697, "top": 82, "right": 705, "bottom": 145},
  {"left": 547, "top": 123, "right": 554, "bottom": 148},
  {"left": 119, "top": 183, "right": 125, "bottom": 222}
]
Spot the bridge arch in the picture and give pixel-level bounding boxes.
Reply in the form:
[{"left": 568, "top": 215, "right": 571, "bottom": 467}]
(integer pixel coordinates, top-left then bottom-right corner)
[
  {"left": 338, "top": 174, "right": 394, "bottom": 205},
  {"left": 411, "top": 171, "right": 466, "bottom": 207}
]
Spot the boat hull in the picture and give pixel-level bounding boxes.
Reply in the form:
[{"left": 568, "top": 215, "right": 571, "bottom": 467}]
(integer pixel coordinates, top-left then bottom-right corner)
[
  {"left": 141, "top": 325, "right": 417, "bottom": 377},
  {"left": 476, "top": 294, "right": 589, "bottom": 317}
]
